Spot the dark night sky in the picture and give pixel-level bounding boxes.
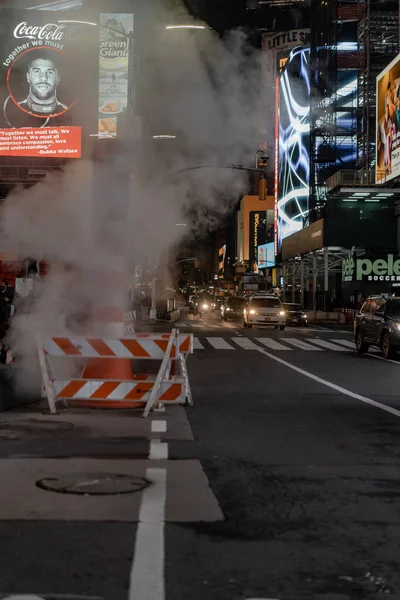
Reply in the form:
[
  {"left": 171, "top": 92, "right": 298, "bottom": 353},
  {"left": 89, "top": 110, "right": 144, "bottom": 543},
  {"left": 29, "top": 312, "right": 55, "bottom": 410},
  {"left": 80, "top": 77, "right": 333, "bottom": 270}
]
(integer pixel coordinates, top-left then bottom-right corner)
[{"left": 184, "top": 0, "right": 249, "bottom": 33}]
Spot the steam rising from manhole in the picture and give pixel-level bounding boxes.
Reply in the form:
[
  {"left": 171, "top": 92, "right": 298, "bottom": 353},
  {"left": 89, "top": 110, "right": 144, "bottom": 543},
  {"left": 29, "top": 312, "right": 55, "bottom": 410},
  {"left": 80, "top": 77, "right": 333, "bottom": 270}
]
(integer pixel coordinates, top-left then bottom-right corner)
[{"left": 36, "top": 473, "right": 149, "bottom": 495}]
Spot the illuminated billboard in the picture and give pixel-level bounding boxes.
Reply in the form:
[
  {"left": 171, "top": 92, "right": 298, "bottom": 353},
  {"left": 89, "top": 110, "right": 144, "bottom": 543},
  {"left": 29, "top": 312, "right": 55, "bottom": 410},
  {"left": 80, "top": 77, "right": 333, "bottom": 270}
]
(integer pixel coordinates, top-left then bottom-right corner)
[
  {"left": 257, "top": 242, "right": 275, "bottom": 269},
  {"left": 376, "top": 54, "right": 400, "bottom": 184},
  {"left": 276, "top": 46, "right": 310, "bottom": 254},
  {"left": 98, "top": 13, "right": 134, "bottom": 138},
  {"left": 0, "top": 10, "right": 98, "bottom": 158}
]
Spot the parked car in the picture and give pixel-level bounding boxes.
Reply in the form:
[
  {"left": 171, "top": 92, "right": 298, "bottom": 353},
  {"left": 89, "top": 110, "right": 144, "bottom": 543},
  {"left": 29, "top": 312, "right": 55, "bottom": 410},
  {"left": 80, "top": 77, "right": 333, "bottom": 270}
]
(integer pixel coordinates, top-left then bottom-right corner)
[
  {"left": 221, "top": 297, "right": 247, "bottom": 321},
  {"left": 283, "top": 303, "right": 308, "bottom": 327},
  {"left": 354, "top": 295, "right": 400, "bottom": 359},
  {"left": 243, "top": 294, "right": 286, "bottom": 329}
]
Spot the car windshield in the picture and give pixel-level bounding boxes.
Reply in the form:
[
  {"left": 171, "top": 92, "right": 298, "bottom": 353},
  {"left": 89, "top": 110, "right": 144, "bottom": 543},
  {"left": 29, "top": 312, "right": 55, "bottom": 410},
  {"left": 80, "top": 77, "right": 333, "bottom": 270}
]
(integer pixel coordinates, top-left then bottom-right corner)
[
  {"left": 251, "top": 298, "right": 281, "bottom": 308},
  {"left": 227, "top": 298, "right": 246, "bottom": 306},
  {"left": 284, "top": 304, "right": 303, "bottom": 311}
]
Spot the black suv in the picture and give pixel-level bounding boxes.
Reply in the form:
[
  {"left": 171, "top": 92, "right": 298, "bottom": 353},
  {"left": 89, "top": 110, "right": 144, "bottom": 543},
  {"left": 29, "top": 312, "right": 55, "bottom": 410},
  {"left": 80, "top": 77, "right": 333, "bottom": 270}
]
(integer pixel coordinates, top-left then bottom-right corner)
[{"left": 354, "top": 295, "right": 400, "bottom": 359}]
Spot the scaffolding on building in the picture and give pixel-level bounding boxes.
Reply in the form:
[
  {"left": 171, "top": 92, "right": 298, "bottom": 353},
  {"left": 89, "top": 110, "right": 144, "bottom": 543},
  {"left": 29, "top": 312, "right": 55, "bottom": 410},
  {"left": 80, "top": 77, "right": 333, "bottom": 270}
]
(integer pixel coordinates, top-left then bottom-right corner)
[{"left": 357, "top": 0, "right": 398, "bottom": 171}]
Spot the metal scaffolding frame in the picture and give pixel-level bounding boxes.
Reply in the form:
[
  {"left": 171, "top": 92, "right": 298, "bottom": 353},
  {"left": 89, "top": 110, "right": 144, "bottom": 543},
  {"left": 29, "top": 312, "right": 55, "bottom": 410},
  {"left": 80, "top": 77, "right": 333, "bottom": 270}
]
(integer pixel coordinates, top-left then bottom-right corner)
[
  {"left": 282, "top": 247, "right": 365, "bottom": 309},
  {"left": 357, "top": 1, "right": 398, "bottom": 171}
]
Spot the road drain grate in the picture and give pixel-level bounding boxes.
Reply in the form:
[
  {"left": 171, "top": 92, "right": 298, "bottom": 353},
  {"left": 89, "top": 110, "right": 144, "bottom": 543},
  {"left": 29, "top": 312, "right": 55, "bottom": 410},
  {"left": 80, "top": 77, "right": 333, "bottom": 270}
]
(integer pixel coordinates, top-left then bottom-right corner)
[{"left": 36, "top": 473, "right": 150, "bottom": 495}]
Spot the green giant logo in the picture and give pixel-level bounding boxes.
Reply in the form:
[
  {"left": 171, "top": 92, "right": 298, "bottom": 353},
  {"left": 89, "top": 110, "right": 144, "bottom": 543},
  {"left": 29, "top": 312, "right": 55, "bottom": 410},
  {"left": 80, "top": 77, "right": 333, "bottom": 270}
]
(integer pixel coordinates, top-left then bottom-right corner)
[{"left": 342, "top": 254, "right": 400, "bottom": 282}]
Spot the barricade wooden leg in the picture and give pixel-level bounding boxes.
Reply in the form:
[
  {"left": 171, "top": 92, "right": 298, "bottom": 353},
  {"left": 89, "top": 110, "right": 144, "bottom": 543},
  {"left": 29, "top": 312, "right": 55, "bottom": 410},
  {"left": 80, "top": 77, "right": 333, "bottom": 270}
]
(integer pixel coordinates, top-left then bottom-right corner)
[
  {"left": 37, "top": 339, "right": 57, "bottom": 415},
  {"left": 143, "top": 333, "right": 174, "bottom": 418}
]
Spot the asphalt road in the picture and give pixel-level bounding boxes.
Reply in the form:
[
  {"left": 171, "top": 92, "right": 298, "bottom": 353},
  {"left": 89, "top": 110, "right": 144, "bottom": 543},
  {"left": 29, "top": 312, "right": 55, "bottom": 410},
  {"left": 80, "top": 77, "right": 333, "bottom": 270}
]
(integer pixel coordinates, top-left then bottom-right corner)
[{"left": 1, "top": 312, "right": 400, "bottom": 600}]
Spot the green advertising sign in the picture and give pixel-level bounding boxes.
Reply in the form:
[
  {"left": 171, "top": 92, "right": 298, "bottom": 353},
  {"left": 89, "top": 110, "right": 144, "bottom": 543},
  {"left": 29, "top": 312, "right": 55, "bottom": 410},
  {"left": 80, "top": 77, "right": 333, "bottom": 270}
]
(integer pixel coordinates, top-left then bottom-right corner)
[{"left": 342, "top": 253, "right": 400, "bottom": 282}]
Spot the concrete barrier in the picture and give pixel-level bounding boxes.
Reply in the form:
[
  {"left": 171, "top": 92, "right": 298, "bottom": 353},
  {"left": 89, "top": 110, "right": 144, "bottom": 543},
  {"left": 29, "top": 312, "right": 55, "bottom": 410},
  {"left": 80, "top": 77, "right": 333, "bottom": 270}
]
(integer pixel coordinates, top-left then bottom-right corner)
[{"left": 307, "top": 311, "right": 345, "bottom": 324}]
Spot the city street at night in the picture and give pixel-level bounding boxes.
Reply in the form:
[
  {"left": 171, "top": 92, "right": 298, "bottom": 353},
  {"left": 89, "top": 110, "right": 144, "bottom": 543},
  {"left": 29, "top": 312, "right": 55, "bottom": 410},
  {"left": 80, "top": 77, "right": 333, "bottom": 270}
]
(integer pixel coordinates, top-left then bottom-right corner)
[{"left": 1, "top": 315, "right": 400, "bottom": 599}]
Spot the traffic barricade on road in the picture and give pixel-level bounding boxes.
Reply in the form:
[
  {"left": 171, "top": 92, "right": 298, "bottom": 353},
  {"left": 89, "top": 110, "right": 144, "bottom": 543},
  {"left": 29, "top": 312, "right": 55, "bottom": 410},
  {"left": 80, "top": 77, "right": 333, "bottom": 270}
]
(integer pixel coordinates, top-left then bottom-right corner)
[{"left": 38, "top": 329, "right": 193, "bottom": 416}]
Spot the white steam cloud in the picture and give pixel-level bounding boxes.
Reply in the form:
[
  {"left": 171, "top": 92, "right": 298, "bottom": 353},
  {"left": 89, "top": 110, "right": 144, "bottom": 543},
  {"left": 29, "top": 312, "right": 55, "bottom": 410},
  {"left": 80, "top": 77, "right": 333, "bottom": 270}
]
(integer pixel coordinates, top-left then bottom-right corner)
[{"left": 0, "top": 0, "right": 265, "bottom": 395}]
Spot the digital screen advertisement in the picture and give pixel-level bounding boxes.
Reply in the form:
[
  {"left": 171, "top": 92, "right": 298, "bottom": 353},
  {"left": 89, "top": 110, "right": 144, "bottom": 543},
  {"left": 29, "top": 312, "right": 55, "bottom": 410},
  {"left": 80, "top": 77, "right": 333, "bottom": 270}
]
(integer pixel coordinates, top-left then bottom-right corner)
[
  {"left": 98, "top": 13, "right": 134, "bottom": 138},
  {"left": 376, "top": 53, "right": 400, "bottom": 184},
  {"left": 257, "top": 242, "right": 275, "bottom": 269},
  {"left": 0, "top": 10, "right": 98, "bottom": 158},
  {"left": 249, "top": 211, "right": 267, "bottom": 263},
  {"left": 276, "top": 46, "right": 310, "bottom": 254}
]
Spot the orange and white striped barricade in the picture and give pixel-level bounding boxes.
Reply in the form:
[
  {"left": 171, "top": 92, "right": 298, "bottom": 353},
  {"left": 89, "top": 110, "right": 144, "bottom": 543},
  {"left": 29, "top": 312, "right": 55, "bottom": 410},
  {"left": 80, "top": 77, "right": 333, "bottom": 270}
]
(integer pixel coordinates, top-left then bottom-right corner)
[{"left": 38, "top": 328, "right": 193, "bottom": 415}]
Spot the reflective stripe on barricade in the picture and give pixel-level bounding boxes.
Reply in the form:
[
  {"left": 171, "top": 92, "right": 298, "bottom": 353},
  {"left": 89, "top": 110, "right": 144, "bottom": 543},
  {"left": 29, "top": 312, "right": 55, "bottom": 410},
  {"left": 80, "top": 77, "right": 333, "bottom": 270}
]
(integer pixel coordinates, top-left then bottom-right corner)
[
  {"left": 43, "top": 335, "right": 193, "bottom": 359},
  {"left": 38, "top": 328, "right": 193, "bottom": 416}
]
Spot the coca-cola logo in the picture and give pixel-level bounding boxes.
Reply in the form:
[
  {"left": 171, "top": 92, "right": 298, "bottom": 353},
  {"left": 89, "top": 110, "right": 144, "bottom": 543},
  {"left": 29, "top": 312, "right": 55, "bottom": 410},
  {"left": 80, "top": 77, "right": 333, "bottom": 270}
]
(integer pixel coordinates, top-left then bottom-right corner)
[{"left": 13, "top": 22, "right": 65, "bottom": 42}]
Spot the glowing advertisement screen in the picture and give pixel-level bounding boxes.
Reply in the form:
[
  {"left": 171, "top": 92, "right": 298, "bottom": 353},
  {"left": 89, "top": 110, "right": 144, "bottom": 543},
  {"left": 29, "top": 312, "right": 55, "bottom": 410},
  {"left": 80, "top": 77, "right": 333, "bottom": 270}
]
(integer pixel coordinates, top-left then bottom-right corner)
[
  {"left": 0, "top": 10, "right": 98, "bottom": 158},
  {"left": 257, "top": 242, "right": 275, "bottom": 269},
  {"left": 98, "top": 13, "right": 134, "bottom": 138},
  {"left": 376, "top": 53, "right": 400, "bottom": 184},
  {"left": 276, "top": 46, "right": 310, "bottom": 254}
]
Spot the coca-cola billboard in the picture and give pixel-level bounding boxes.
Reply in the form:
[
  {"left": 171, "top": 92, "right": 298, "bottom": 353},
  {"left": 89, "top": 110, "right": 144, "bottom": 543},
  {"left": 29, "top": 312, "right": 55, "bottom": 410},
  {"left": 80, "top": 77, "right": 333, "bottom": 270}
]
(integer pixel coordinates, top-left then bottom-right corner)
[{"left": 0, "top": 9, "right": 98, "bottom": 159}]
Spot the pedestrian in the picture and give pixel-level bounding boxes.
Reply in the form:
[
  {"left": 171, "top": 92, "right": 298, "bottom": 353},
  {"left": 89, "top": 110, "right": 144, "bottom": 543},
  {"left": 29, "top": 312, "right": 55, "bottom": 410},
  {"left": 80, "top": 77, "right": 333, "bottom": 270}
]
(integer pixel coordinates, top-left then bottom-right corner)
[{"left": 0, "top": 280, "right": 13, "bottom": 342}]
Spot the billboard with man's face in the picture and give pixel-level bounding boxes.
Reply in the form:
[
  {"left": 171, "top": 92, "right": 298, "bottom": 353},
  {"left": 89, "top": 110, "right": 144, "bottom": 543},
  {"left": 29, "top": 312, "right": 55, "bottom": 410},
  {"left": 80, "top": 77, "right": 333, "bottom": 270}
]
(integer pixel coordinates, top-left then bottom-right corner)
[
  {"left": 0, "top": 10, "right": 98, "bottom": 158},
  {"left": 376, "top": 54, "right": 400, "bottom": 184}
]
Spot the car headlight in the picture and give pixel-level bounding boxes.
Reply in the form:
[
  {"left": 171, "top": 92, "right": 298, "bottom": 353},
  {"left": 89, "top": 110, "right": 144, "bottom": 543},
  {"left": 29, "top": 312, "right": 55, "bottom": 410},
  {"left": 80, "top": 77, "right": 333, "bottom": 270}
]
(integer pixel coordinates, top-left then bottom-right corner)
[
  {"left": 202, "top": 303, "right": 209, "bottom": 310},
  {"left": 303, "top": 314, "right": 307, "bottom": 318},
  {"left": 226, "top": 307, "right": 231, "bottom": 311},
  {"left": 395, "top": 322, "right": 400, "bottom": 331},
  {"left": 279, "top": 310, "right": 286, "bottom": 316},
  {"left": 249, "top": 309, "right": 256, "bottom": 315}
]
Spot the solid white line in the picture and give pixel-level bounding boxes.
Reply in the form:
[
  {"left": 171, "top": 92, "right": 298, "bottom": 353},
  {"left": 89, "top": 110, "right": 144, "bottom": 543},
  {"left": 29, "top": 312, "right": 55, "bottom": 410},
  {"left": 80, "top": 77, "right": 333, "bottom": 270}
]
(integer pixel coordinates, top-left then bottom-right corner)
[
  {"left": 284, "top": 338, "right": 323, "bottom": 351},
  {"left": 150, "top": 440, "right": 169, "bottom": 460},
  {"left": 331, "top": 338, "right": 355, "bottom": 349},
  {"left": 256, "top": 338, "right": 292, "bottom": 351},
  {"left": 193, "top": 338, "right": 205, "bottom": 350},
  {"left": 255, "top": 348, "right": 400, "bottom": 419},
  {"left": 151, "top": 420, "right": 167, "bottom": 433},
  {"left": 206, "top": 337, "right": 235, "bottom": 350},
  {"left": 367, "top": 353, "right": 400, "bottom": 366},
  {"left": 306, "top": 339, "right": 351, "bottom": 352},
  {"left": 128, "top": 467, "right": 167, "bottom": 600}
]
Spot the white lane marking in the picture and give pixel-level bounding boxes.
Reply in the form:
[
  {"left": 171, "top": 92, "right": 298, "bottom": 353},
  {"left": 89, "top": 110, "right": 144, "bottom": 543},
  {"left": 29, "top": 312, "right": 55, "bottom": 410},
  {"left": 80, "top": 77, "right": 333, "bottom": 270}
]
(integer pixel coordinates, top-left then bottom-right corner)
[
  {"left": 190, "top": 323, "right": 204, "bottom": 328},
  {"left": 232, "top": 337, "right": 261, "bottom": 350},
  {"left": 193, "top": 338, "right": 205, "bottom": 350},
  {"left": 367, "top": 353, "right": 400, "bottom": 365},
  {"left": 284, "top": 338, "right": 323, "bottom": 351},
  {"left": 308, "top": 325, "right": 335, "bottom": 332},
  {"left": 256, "top": 338, "right": 292, "bottom": 351},
  {"left": 151, "top": 420, "right": 167, "bottom": 433},
  {"left": 128, "top": 468, "right": 166, "bottom": 600},
  {"left": 155, "top": 405, "right": 166, "bottom": 412},
  {"left": 206, "top": 337, "right": 235, "bottom": 350},
  {"left": 331, "top": 338, "right": 356, "bottom": 349},
  {"left": 307, "top": 339, "right": 351, "bottom": 352},
  {"left": 255, "top": 348, "right": 400, "bottom": 419},
  {"left": 150, "top": 440, "right": 169, "bottom": 460},
  {"left": 177, "top": 323, "right": 188, "bottom": 327}
]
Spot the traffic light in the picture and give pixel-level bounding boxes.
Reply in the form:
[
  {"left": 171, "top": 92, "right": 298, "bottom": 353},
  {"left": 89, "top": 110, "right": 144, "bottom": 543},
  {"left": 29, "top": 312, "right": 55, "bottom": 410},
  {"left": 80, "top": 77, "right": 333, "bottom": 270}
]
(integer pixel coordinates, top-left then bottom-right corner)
[{"left": 259, "top": 177, "right": 267, "bottom": 201}]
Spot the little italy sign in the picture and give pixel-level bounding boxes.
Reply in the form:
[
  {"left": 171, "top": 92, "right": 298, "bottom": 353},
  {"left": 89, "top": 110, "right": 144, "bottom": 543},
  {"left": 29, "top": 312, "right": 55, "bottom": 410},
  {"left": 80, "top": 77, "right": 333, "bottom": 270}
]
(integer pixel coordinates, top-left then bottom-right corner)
[{"left": 342, "top": 253, "right": 400, "bottom": 282}]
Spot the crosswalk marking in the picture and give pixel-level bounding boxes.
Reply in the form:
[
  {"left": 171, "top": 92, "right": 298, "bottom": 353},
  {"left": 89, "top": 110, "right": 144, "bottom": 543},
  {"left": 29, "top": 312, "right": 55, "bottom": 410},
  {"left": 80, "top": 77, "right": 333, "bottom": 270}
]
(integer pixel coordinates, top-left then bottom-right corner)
[
  {"left": 307, "top": 339, "right": 351, "bottom": 352},
  {"left": 331, "top": 338, "right": 355, "bottom": 349},
  {"left": 206, "top": 337, "right": 235, "bottom": 350},
  {"left": 191, "top": 323, "right": 204, "bottom": 328},
  {"left": 193, "top": 338, "right": 205, "bottom": 350},
  {"left": 232, "top": 338, "right": 262, "bottom": 350},
  {"left": 256, "top": 338, "right": 292, "bottom": 351},
  {"left": 284, "top": 338, "right": 323, "bottom": 351}
]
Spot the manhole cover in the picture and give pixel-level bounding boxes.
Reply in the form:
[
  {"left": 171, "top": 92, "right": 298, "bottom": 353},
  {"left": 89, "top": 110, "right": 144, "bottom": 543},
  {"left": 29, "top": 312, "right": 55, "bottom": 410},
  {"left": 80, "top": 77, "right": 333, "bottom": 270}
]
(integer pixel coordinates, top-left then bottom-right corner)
[{"left": 36, "top": 473, "right": 149, "bottom": 495}]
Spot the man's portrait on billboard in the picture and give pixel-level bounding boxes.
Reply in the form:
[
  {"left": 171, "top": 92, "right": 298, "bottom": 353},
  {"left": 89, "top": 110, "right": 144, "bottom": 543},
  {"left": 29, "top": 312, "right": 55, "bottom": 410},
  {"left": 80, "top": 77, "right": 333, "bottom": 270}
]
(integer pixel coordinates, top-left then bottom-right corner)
[
  {"left": 3, "top": 48, "right": 74, "bottom": 128},
  {"left": 20, "top": 56, "right": 67, "bottom": 116}
]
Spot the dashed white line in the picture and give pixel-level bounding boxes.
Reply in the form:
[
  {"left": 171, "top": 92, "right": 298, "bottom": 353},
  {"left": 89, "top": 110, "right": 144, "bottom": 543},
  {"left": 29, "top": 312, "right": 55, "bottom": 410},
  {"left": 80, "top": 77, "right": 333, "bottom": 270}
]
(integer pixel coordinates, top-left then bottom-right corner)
[
  {"left": 331, "top": 338, "right": 355, "bottom": 349},
  {"left": 193, "top": 338, "right": 205, "bottom": 350},
  {"left": 284, "top": 338, "right": 323, "bottom": 351},
  {"left": 306, "top": 339, "right": 351, "bottom": 352},
  {"left": 255, "top": 347, "right": 400, "bottom": 419},
  {"left": 151, "top": 420, "right": 167, "bottom": 433},
  {"left": 149, "top": 440, "right": 169, "bottom": 460},
  {"left": 128, "top": 468, "right": 167, "bottom": 600},
  {"left": 206, "top": 337, "right": 235, "bottom": 350},
  {"left": 256, "top": 338, "right": 292, "bottom": 351}
]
